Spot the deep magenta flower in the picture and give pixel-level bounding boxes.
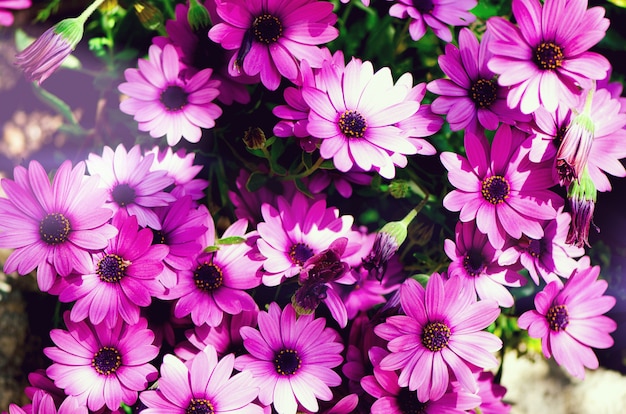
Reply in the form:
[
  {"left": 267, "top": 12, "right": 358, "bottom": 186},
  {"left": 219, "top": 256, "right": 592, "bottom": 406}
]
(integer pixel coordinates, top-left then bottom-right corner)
[
  {"left": 0, "top": 160, "right": 116, "bottom": 292},
  {"left": 441, "top": 125, "right": 561, "bottom": 249},
  {"left": 467, "top": 371, "right": 511, "bottom": 414},
  {"left": 118, "top": 43, "right": 223, "bottom": 145},
  {"left": 9, "top": 390, "right": 87, "bottom": 414},
  {"left": 444, "top": 220, "right": 526, "bottom": 308},
  {"left": 518, "top": 263, "right": 617, "bottom": 379},
  {"left": 146, "top": 145, "right": 208, "bottom": 201},
  {"left": 0, "top": 0, "right": 30, "bottom": 26},
  {"left": 44, "top": 312, "right": 159, "bottom": 412},
  {"left": 374, "top": 274, "right": 502, "bottom": 402},
  {"left": 54, "top": 210, "right": 168, "bottom": 327},
  {"left": 235, "top": 303, "right": 344, "bottom": 414},
  {"left": 140, "top": 345, "right": 262, "bottom": 414},
  {"left": 86, "top": 144, "right": 176, "bottom": 230},
  {"left": 208, "top": 0, "right": 339, "bottom": 91},
  {"left": 487, "top": 0, "right": 610, "bottom": 114},
  {"left": 386, "top": 0, "right": 476, "bottom": 42}
]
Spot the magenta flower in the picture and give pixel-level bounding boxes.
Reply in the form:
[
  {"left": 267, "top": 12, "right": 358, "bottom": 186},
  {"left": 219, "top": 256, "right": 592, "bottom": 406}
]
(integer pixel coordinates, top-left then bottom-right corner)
[
  {"left": 236, "top": 303, "right": 344, "bottom": 414},
  {"left": 386, "top": 0, "right": 476, "bottom": 42},
  {"left": 374, "top": 274, "right": 502, "bottom": 402},
  {"left": 467, "top": 371, "right": 511, "bottom": 414},
  {"left": 308, "top": 169, "right": 373, "bottom": 198},
  {"left": 528, "top": 102, "right": 574, "bottom": 164},
  {"left": 140, "top": 345, "right": 262, "bottom": 414},
  {"left": 86, "top": 144, "right": 176, "bottom": 230},
  {"left": 44, "top": 312, "right": 159, "bottom": 412},
  {"left": 208, "top": 0, "right": 339, "bottom": 91},
  {"left": 9, "top": 390, "right": 87, "bottom": 414},
  {"left": 441, "top": 125, "right": 561, "bottom": 249},
  {"left": 444, "top": 220, "right": 526, "bottom": 308},
  {"left": 487, "top": 0, "right": 610, "bottom": 114},
  {"left": 54, "top": 210, "right": 168, "bottom": 327},
  {"left": 518, "top": 263, "right": 617, "bottom": 379},
  {"left": 146, "top": 145, "right": 208, "bottom": 201},
  {"left": 0, "top": 160, "right": 116, "bottom": 292},
  {"left": 118, "top": 43, "right": 222, "bottom": 146},
  {"left": 0, "top": 0, "right": 30, "bottom": 26},
  {"left": 427, "top": 28, "right": 529, "bottom": 136},
  {"left": 302, "top": 57, "right": 422, "bottom": 178}
]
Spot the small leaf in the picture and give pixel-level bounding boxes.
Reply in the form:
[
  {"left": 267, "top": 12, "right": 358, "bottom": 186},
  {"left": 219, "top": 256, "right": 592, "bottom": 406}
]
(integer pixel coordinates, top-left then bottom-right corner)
[
  {"left": 245, "top": 171, "right": 268, "bottom": 192},
  {"left": 294, "top": 178, "right": 314, "bottom": 198},
  {"left": 608, "top": 0, "right": 626, "bottom": 7},
  {"left": 204, "top": 245, "right": 220, "bottom": 253},
  {"left": 217, "top": 236, "right": 246, "bottom": 245}
]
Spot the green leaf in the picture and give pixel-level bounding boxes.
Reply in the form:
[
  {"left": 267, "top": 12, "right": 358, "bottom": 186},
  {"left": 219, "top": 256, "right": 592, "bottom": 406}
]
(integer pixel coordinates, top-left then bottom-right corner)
[
  {"left": 294, "top": 178, "right": 314, "bottom": 198},
  {"left": 217, "top": 236, "right": 246, "bottom": 245},
  {"left": 608, "top": 0, "right": 626, "bottom": 7},
  {"left": 319, "top": 160, "right": 336, "bottom": 170},
  {"left": 245, "top": 171, "right": 268, "bottom": 192},
  {"left": 31, "top": 84, "right": 82, "bottom": 129},
  {"left": 204, "top": 245, "right": 220, "bottom": 253}
]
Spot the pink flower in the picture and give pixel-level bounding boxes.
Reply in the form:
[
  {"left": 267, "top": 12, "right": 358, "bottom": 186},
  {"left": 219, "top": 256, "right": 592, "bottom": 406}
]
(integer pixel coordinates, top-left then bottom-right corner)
[
  {"left": 9, "top": 390, "right": 87, "bottom": 414},
  {"left": 0, "top": 0, "right": 30, "bottom": 26},
  {"left": 518, "top": 263, "right": 617, "bottom": 378},
  {"left": 146, "top": 146, "right": 208, "bottom": 201}
]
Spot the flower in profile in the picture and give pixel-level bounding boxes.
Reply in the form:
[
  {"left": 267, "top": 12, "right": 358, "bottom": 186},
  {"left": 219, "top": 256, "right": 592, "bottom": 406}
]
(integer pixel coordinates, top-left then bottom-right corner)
[
  {"left": 441, "top": 125, "right": 560, "bottom": 249},
  {"left": 9, "top": 389, "right": 87, "bottom": 414},
  {"left": 140, "top": 345, "right": 262, "bottom": 414},
  {"left": 118, "top": 43, "right": 222, "bottom": 146},
  {"left": 0, "top": 0, "right": 31, "bottom": 27},
  {"left": 518, "top": 263, "right": 617, "bottom": 379},
  {"left": 445, "top": 220, "right": 526, "bottom": 308},
  {"left": 54, "top": 210, "right": 168, "bottom": 327},
  {"left": 236, "top": 303, "right": 344, "bottom": 414},
  {"left": 386, "top": 0, "right": 476, "bottom": 42},
  {"left": 427, "top": 28, "right": 529, "bottom": 136},
  {"left": 86, "top": 144, "right": 176, "bottom": 230},
  {"left": 303, "top": 57, "right": 422, "bottom": 179},
  {"left": 565, "top": 168, "right": 598, "bottom": 247},
  {"left": 528, "top": 102, "right": 573, "bottom": 164},
  {"left": 487, "top": 0, "right": 610, "bottom": 114},
  {"left": 0, "top": 160, "right": 116, "bottom": 292},
  {"left": 374, "top": 274, "right": 502, "bottom": 402},
  {"left": 146, "top": 145, "right": 208, "bottom": 200},
  {"left": 44, "top": 312, "right": 159, "bottom": 412},
  {"left": 208, "top": 0, "right": 339, "bottom": 90}
]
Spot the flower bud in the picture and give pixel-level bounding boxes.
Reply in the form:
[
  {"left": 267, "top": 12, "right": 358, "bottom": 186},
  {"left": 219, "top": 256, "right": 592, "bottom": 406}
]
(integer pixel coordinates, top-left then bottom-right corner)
[
  {"left": 133, "top": 0, "right": 164, "bottom": 31},
  {"left": 243, "top": 127, "right": 267, "bottom": 150},
  {"left": 187, "top": 0, "right": 211, "bottom": 31},
  {"left": 566, "top": 168, "right": 598, "bottom": 247}
]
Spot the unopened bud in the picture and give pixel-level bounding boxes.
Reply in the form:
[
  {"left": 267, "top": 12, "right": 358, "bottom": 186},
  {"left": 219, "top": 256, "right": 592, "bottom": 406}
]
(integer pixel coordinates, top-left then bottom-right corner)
[
  {"left": 187, "top": 0, "right": 211, "bottom": 31},
  {"left": 133, "top": 0, "right": 164, "bottom": 31}
]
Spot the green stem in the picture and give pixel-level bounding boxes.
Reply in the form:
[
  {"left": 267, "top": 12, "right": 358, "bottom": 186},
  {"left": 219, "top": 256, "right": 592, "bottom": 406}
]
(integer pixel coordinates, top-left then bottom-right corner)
[
  {"left": 286, "top": 157, "right": 325, "bottom": 180},
  {"left": 76, "top": 0, "right": 107, "bottom": 25}
]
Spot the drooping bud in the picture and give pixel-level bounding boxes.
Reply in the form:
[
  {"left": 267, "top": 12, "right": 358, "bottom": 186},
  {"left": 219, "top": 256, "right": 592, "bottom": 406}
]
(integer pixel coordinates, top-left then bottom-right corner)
[
  {"left": 566, "top": 168, "right": 598, "bottom": 247},
  {"left": 187, "top": 0, "right": 211, "bottom": 31},
  {"left": 388, "top": 180, "right": 411, "bottom": 199},
  {"left": 243, "top": 127, "right": 267, "bottom": 150},
  {"left": 133, "top": 0, "right": 164, "bottom": 31}
]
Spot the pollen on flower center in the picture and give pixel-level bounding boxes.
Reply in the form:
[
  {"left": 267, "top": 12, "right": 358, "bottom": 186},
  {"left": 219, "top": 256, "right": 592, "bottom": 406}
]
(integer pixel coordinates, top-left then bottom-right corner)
[
  {"left": 338, "top": 110, "right": 367, "bottom": 138},
  {"left": 194, "top": 262, "right": 224, "bottom": 292},
  {"left": 534, "top": 42, "right": 564, "bottom": 71},
  {"left": 185, "top": 398, "right": 215, "bottom": 414},
  {"left": 481, "top": 175, "right": 510, "bottom": 204},
  {"left": 289, "top": 242, "right": 314, "bottom": 265},
  {"left": 527, "top": 238, "right": 543, "bottom": 258},
  {"left": 547, "top": 304, "right": 569, "bottom": 331},
  {"left": 160, "top": 85, "right": 189, "bottom": 111},
  {"left": 39, "top": 213, "right": 71, "bottom": 245},
  {"left": 463, "top": 249, "right": 485, "bottom": 277},
  {"left": 470, "top": 78, "right": 497, "bottom": 108},
  {"left": 397, "top": 388, "right": 427, "bottom": 414},
  {"left": 253, "top": 14, "right": 283, "bottom": 44},
  {"left": 413, "top": 0, "right": 435, "bottom": 14},
  {"left": 97, "top": 254, "right": 129, "bottom": 283},
  {"left": 92, "top": 346, "right": 122, "bottom": 375},
  {"left": 111, "top": 183, "right": 136, "bottom": 207},
  {"left": 151, "top": 228, "right": 167, "bottom": 245},
  {"left": 274, "top": 348, "right": 301, "bottom": 376},
  {"left": 421, "top": 322, "right": 451, "bottom": 352}
]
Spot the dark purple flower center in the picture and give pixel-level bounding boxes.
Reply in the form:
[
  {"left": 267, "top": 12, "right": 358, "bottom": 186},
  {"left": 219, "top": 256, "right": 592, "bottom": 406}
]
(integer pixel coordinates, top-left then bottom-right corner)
[
  {"left": 252, "top": 14, "right": 283, "bottom": 44},
  {"left": 92, "top": 346, "right": 122, "bottom": 375},
  {"left": 289, "top": 243, "right": 314, "bottom": 265},
  {"left": 97, "top": 254, "right": 129, "bottom": 283},
  {"left": 534, "top": 42, "right": 564, "bottom": 71},
  {"left": 555, "top": 125, "right": 568, "bottom": 148},
  {"left": 547, "top": 304, "right": 569, "bottom": 331},
  {"left": 470, "top": 78, "right": 498, "bottom": 108},
  {"left": 194, "top": 262, "right": 223, "bottom": 292},
  {"left": 111, "top": 183, "right": 136, "bottom": 207},
  {"left": 338, "top": 110, "right": 367, "bottom": 138},
  {"left": 294, "top": 282, "right": 328, "bottom": 312},
  {"left": 413, "top": 0, "right": 434, "bottom": 14},
  {"left": 421, "top": 322, "right": 451, "bottom": 352},
  {"left": 481, "top": 175, "right": 510, "bottom": 204},
  {"left": 160, "top": 85, "right": 189, "bottom": 111},
  {"left": 185, "top": 398, "right": 215, "bottom": 414},
  {"left": 463, "top": 249, "right": 485, "bottom": 277},
  {"left": 151, "top": 228, "right": 167, "bottom": 245},
  {"left": 39, "top": 213, "right": 71, "bottom": 245},
  {"left": 526, "top": 238, "right": 543, "bottom": 258},
  {"left": 274, "top": 348, "right": 301, "bottom": 376},
  {"left": 397, "top": 388, "right": 427, "bottom": 414}
]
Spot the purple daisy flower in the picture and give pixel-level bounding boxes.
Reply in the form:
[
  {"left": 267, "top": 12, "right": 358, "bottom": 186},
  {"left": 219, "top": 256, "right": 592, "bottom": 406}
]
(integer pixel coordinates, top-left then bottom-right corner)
[
  {"left": 467, "top": 371, "right": 511, "bottom": 414},
  {"left": 118, "top": 43, "right": 223, "bottom": 146},
  {"left": 486, "top": 0, "right": 610, "bottom": 114},
  {"left": 168, "top": 206, "right": 263, "bottom": 327},
  {"left": 0, "top": 160, "right": 116, "bottom": 292},
  {"left": 44, "top": 312, "right": 159, "bottom": 412},
  {"left": 140, "top": 344, "right": 262, "bottom": 414},
  {"left": 9, "top": 390, "right": 87, "bottom": 414},
  {"left": 208, "top": 0, "right": 339, "bottom": 91},
  {"left": 302, "top": 57, "right": 422, "bottom": 178},
  {"left": 86, "top": 144, "right": 176, "bottom": 230},
  {"left": 441, "top": 125, "right": 561, "bottom": 249},
  {"left": 387, "top": 0, "right": 476, "bottom": 42},
  {"left": 518, "top": 263, "right": 617, "bottom": 379},
  {"left": 427, "top": 28, "right": 529, "bottom": 136},
  {"left": 235, "top": 303, "right": 344, "bottom": 414},
  {"left": 444, "top": 220, "right": 526, "bottom": 308},
  {"left": 146, "top": 146, "right": 208, "bottom": 201},
  {"left": 528, "top": 101, "right": 573, "bottom": 164},
  {"left": 54, "top": 210, "right": 168, "bottom": 327},
  {"left": 374, "top": 273, "right": 502, "bottom": 402},
  {"left": 0, "top": 0, "right": 30, "bottom": 26},
  {"left": 498, "top": 207, "right": 584, "bottom": 285}
]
